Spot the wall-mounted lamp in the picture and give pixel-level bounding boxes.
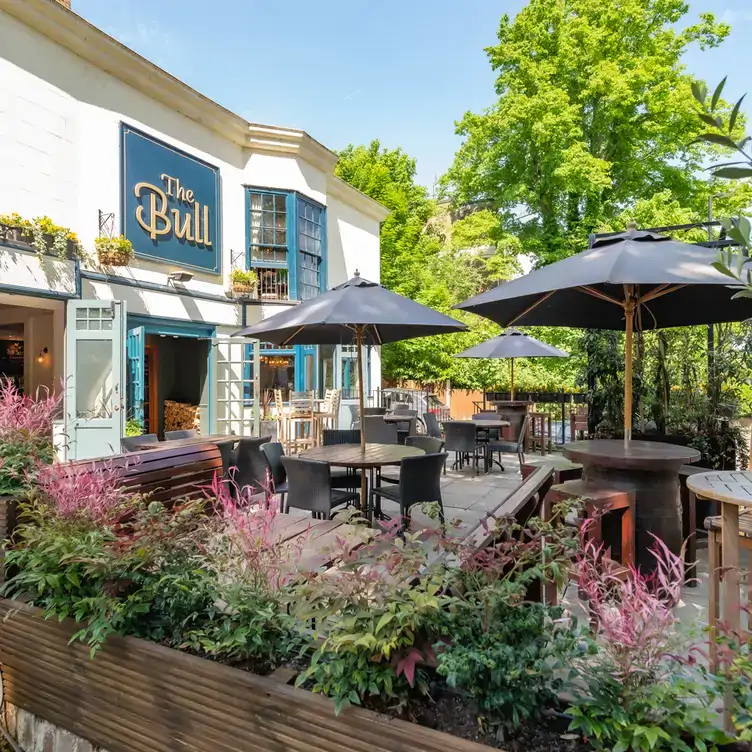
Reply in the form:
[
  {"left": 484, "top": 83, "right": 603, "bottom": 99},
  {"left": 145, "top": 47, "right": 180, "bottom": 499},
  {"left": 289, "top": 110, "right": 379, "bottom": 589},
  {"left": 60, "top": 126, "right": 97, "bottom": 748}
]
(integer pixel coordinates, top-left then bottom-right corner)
[
  {"left": 167, "top": 271, "right": 194, "bottom": 284},
  {"left": 37, "top": 347, "right": 48, "bottom": 364}
]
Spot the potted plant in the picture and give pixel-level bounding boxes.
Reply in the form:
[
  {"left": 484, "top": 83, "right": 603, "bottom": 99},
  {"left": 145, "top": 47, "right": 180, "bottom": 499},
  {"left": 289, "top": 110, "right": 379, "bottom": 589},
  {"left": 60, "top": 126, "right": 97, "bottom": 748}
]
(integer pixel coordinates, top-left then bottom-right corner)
[
  {"left": 95, "top": 235, "right": 134, "bottom": 267},
  {"left": 0, "top": 213, "right": 81, "bottom": 261},
  {"left": 230, "top": 267, "right": 258, "bottom": 297}
]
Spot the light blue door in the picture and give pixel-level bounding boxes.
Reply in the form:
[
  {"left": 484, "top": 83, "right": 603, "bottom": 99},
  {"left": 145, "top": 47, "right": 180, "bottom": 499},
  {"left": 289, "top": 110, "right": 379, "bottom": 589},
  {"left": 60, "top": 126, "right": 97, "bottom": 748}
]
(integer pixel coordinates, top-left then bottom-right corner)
[
  {"left": 126, "top": 325, "right": 145, "bottom": 426},
  {"left": 65, "top": 300, "right": 126, "bottom": 460}
]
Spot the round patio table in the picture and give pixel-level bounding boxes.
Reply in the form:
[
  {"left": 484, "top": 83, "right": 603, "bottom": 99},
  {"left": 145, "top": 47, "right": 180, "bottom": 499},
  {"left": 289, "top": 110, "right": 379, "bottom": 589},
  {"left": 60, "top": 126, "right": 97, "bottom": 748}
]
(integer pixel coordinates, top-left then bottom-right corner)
[
  {"left": 687, "top": 470, "right": 752, "bottom": 730},
  {"left": 562, "top": 440, "right": 700, "bottom": 570},
  {"left": 300, "top": 443, "right": 425, "bottom": 515}
]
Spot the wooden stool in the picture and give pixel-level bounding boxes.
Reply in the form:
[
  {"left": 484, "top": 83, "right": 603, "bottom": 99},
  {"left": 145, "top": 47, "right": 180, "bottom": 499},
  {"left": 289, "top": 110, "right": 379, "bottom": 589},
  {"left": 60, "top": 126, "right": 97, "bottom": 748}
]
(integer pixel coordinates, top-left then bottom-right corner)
[
  {"left": 542, "top": 480, "right": 632, "bottom": 609},
  {"left": 570, "top": 405, "right": 588, "bottom": 441},
  {"left": 523, "top": 455, "right": 582, "bottom": 485},
  {"left": 529, "top": 412, "right": 553, "bottom": 455},
  {"left": 704, "top": 512, "right": 752, "bottom": 673},
  {"left": 547, "top": 479, "right": 635, "bottom": 568},
  {"left": 679, "top": 464, "right": 711, "bottom": 587}
]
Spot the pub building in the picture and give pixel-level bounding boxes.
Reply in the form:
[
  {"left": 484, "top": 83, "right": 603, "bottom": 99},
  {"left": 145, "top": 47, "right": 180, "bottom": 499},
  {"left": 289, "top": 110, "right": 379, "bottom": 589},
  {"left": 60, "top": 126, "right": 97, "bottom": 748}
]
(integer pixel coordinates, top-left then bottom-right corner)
[{"left": 0, "top": 0, "right": 388, "bottom": 459}]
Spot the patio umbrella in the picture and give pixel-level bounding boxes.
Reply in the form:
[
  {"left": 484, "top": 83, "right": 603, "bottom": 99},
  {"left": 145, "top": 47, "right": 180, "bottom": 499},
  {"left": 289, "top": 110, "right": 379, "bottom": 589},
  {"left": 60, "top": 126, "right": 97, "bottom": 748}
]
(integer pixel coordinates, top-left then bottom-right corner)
[
  {"left": 455, "top": 222, "right": 752, "bottom": 440},
  {"left": 454, "top": 328, "right": 569, "bottom": 401},
  {"left": 233, "top": 271, "right": 467, "bottom": 503}
]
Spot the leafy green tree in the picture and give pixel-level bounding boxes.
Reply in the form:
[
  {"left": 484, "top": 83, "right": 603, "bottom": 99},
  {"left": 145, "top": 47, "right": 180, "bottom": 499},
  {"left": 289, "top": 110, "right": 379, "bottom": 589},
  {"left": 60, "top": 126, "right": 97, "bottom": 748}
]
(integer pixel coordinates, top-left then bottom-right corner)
[
  {"left": 443, "top": 0, "right": 733, "bottom": 265},
  {"left": 334, "top": 141, "right": 439, "bottom": 296}
]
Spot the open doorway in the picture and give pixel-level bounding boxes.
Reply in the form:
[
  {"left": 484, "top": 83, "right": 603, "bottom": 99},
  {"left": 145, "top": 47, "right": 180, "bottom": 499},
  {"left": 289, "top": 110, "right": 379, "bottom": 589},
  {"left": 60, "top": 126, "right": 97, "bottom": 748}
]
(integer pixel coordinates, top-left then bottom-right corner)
[{"left": 143, "top": 335, "right": 209, "bottom": 437}]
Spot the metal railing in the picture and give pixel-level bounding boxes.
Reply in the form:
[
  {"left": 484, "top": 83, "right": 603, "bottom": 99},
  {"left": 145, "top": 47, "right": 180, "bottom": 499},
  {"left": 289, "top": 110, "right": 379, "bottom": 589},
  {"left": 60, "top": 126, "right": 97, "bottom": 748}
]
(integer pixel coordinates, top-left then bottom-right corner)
[{"left": 256, "top": 268, "right": 289, "bottom": 301}]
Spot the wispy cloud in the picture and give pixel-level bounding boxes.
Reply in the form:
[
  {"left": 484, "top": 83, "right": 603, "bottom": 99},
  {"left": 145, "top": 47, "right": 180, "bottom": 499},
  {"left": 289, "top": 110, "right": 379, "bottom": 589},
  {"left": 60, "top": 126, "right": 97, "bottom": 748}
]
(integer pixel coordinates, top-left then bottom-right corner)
[
  {"left": 343, "top": 89, "right": 361, "bottom": 102},
  {"left": 721, "top": 9, "right": 752, "bottom": 24}
]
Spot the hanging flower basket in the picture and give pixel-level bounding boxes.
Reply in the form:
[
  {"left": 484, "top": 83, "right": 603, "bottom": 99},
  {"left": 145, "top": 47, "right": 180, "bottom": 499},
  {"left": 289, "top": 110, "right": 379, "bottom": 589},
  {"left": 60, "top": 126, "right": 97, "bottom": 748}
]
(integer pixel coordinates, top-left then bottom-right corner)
[
  {"left": 229, "top": 269, "right": 258, "bottom": 298},
  {"left": 95, "top": 235, "right": 134, "bottom": 267},
  {"left": 231, "top": 282, "right": 257, "bottom": 297}
]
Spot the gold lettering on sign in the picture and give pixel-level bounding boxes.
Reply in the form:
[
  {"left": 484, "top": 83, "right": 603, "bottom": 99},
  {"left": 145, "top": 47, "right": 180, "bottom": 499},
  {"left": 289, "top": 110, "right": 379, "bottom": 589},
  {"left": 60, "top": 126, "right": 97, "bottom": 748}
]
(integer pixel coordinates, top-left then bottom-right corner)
[
  {"left": 134, "top": 182, "right": 170, "bottom": 241},
  {"left": 171, "top": 209, "right": 194, "bottom": 241},
  {"left": 133, "top": 175, "right": 212, "bottom": 247},
  {"left": 203, "top": 205, "right": 212, "bottom": 247}
]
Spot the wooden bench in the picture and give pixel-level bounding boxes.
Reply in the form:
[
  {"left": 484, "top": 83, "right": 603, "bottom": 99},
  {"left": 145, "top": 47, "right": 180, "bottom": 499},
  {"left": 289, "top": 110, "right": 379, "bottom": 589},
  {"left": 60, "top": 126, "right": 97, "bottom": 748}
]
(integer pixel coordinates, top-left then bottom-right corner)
[
  {"left": 704, "top": 511, "right": 752, "bottom": 672},
  {"left": 0, "top": 443, "right": 224, "bottom": 584},
  {"left": 459, "top": 464, "right": 555, "bottom": 601},
  {"left": 79, "top": 442, "right": 224, "bottom": 504}
]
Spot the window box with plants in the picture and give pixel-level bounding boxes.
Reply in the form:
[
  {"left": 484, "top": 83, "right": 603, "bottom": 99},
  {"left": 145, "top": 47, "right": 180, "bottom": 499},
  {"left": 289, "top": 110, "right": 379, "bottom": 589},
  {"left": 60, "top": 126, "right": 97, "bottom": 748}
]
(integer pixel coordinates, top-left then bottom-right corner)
[
  {"left": 95, "top": 235, "right": 134, "bottom": 267},
  {"left": 0, "top": 213, "right": 81, "bottom": 262},
  {"left": 230, "top": 268, "right": 258, "bottom": 298}
]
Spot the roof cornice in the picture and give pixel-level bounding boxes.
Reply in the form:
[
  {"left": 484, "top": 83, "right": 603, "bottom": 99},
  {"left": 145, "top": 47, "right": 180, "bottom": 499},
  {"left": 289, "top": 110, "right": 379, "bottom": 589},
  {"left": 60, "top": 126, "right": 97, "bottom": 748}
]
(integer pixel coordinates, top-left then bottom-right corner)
[
  {"left": 246, "top": 123, "right": 338, "bottom": 173},
  {"left": 1, "top": 0, "right": 385, "bottom": 218},
  {"left": 327, "top": 176, "right": 390, "bottom": 223}
]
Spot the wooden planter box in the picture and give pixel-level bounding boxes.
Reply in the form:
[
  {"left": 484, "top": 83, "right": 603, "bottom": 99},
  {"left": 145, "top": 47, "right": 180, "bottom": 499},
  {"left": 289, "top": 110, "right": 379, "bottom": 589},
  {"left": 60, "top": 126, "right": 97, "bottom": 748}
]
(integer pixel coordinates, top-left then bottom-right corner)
[
  {"left": 0, "top": 223, "right": 78, "bottom": 260},
  {"left": 0, "top": 600, "right": 493, "bottom": 752}
]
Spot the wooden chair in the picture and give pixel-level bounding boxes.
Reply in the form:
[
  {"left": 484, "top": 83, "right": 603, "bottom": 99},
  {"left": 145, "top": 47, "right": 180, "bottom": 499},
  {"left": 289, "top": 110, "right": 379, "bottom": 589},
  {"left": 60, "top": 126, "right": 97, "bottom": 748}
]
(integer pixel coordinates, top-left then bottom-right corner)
[
  {"left": 285, "top": 390, "right": 315, "bottom": 453},
  {"left": 273, "top": 388, "right": 289, "bottom": 448},
  {"left": 704, "top": 512, "right": 752, "bottom": 672},
  {"left": 529, "top": 411, "right": 553, "bottom": 455},
  {"left": 570, "top": 405, "right": 588, "bottom": 441}
]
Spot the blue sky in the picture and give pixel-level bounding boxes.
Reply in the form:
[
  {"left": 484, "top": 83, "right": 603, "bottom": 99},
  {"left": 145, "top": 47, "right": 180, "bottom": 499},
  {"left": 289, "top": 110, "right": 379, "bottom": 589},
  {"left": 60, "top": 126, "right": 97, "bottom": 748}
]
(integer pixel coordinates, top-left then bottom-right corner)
[{"left": 73, "top": 0, "right": 752, "bottom": 191}]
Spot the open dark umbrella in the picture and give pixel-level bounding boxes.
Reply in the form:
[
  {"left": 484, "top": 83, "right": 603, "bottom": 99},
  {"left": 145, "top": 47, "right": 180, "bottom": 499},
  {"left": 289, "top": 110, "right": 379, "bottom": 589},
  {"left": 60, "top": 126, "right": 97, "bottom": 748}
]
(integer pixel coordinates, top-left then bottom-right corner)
[
  {"left": 455, "top": 222, "right": 752, "bottom": 439},
  {"left": 234, "top": 271, "right": 467, "bottom": 503},
  {"left": 454, "top": 328, "right": 568, "bottom": 401}
]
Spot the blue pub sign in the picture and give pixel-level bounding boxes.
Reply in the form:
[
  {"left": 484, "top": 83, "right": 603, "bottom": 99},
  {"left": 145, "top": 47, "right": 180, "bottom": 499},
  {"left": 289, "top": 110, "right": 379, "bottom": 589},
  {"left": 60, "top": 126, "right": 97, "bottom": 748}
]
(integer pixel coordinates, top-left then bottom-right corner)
[{"left": 120, "top": 124, "right": 221, "bottom": 274}]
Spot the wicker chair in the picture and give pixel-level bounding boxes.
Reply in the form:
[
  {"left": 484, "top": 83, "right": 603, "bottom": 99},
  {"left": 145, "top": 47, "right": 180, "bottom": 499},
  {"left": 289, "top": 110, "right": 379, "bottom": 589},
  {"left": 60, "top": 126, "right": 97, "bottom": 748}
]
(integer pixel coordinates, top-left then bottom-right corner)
[
  {"left": 423, "top": 412, "right": 442, "bottom": 439},
  {"left": 281, "top": 456, "right": 359, "bottom": 519},
  {"left": 370, "top": 452, "right": 448, "bottom": 530},
  {"left": 442, "top": 421, "right": 486, "bottom": 475},
  {"left": 321, "top": 429, "right": 362, "bottom": 490},
  {"left": 362, "top": 416, "right": 398, "bottom": 444},
  {"left": 381, "top": 435, "right": 445, "bottom": 484},
  {"left": 260, "top": 442, "right": 289, "bottom": 507},
  {"left": 486, "top": 416, "right": 529, "bottom": 473},
  {"left": 165, "top": 429, "right": 198, "bottom": 440},
  {"left": 231, "top": 436, "right": 273, "bottom": 494}
]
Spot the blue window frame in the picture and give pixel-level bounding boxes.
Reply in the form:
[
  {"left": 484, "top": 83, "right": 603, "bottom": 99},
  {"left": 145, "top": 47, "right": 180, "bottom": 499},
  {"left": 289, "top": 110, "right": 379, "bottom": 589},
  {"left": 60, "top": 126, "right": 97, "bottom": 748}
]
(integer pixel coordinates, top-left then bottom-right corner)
[
  {"left": 248, "top": 191, "right": 288, "bottom": 264},
  {"left": 297, "top": 199, "right": 324, "bottom": 300}
]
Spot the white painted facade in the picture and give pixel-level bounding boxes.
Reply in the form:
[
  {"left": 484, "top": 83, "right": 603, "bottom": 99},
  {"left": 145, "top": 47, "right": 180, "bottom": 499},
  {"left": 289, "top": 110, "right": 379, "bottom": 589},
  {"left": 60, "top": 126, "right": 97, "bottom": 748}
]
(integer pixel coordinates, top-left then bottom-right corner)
[{"left": 0, "top": 0, "right": 387, "bottom": 457}]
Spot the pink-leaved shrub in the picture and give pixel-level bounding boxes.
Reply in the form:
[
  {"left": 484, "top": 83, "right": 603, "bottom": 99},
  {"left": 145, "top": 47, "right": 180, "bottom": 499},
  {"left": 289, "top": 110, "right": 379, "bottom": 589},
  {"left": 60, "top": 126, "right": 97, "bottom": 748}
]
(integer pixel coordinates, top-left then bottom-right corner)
[{"left": 34, "top": 459, "right": 131, "bottom": 523}]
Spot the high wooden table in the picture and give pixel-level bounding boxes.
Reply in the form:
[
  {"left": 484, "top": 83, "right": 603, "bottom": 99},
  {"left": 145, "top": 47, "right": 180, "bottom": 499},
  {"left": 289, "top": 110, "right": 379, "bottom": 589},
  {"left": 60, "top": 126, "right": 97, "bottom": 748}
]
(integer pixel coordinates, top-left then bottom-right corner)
[
  {"left": 490, "top": 400, "right": 533, "bottom": 441},
  {"left": 562, "top": 440, "right": 700, "bottom": 571},
  {"left": 301, "top": 443, "right": 425, "bottom": 515},
  {"left": 687, "top": 470, "right": 752, "bottom": 730}
]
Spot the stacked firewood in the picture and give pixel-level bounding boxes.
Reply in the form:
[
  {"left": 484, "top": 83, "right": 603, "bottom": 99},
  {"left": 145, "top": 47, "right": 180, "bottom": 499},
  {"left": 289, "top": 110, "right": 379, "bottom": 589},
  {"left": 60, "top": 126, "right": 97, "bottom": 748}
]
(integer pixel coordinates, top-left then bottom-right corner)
[{"left": 164, "top": 400, "right": 201, "bottom": 433}]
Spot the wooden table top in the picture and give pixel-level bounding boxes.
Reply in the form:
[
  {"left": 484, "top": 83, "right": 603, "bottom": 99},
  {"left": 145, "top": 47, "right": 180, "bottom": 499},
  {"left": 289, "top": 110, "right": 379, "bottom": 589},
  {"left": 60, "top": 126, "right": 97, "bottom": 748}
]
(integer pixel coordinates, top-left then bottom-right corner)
[
  {"left": 301, "top": 442, "right": 424, "bottom": 468},
  {"left": 383, "top": 414, "right": 417, "bottom": 423},
  {"left": 134, "top": 434, "right": 238, "bottom": 450},
  {"left": 563, "top": 439, "right": 700, "bottom": 470},
  {"left": 443, "top": 419, "right": 511, "bottom": 429},
  {"left": 687, "top": 471, "right": 752, "bottom": 506}
]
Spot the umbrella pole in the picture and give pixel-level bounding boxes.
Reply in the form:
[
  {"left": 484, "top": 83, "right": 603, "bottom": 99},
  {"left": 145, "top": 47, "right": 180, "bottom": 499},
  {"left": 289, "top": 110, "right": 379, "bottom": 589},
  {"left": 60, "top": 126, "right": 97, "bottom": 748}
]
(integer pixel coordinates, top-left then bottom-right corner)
[
  {"left": 624, "top": 294, "right": 635, "bottom": 443},
  {"left": 510, "top": 359, "right": 515, "bottom": 401},
  {"left": 356, "top": 325, "right": 367, "bottom": 513}
]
